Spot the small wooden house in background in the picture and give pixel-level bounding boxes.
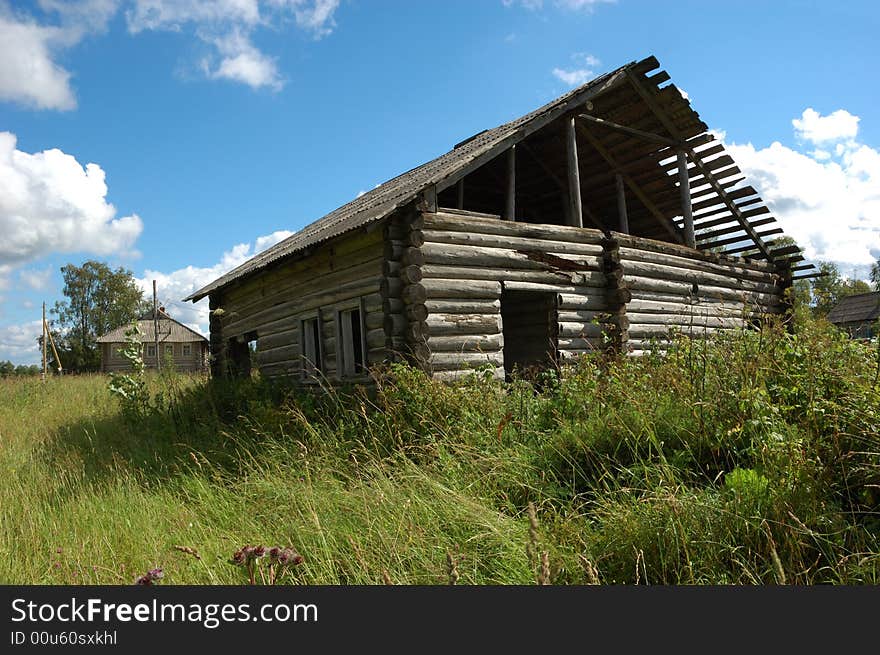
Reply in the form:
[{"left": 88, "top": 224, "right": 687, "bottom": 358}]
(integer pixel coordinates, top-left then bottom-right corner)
[
  {"left": 827, "top": 292, "right": 880, "bottom": 340},
  {"left": 97, "top": 308, "right": 209, "bottom": 373},
  {"left": 185, "top": 56, "right": 815, "bottom": 382}
]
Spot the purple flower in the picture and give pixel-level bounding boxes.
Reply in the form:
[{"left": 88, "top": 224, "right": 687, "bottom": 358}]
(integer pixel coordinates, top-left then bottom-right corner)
[
  {"left": 231, "top": 549, "right": 247, "bottom": 566},
  {"left": 135, "top": 574, "right": 152, "bottom": 585},
  {"left": 148, "top": 568, "right": 164, "bottom": 581},
  {"left": 251, "top": 545, "right": 266, "bottom": 559}
]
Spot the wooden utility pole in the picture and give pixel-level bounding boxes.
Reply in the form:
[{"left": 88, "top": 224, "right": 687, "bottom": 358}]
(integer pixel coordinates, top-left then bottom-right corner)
[
  {"left": 153, "top": 279, "right": 161, "bottom": 371},
  {"left": 615, "top": 173, "right": 629, "bottom": 234},
  {"left": 42, "top": 302, "right": 47, "bottom": 382},
  {"left": 505, "top": 145, "right": 516, "bottom": 221}
]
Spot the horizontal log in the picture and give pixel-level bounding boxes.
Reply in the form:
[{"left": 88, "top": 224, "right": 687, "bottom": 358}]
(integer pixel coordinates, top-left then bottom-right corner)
[
  {"left": 408, "top": 230, "right": 425, "bottom": 248},
  {"left": 421, "top": 229, "right": 605, "bottom": 256},
  {"left": 421, "top": 242, "right": 601, "bottom": 273},
  {"left": 380, "top": 277, "right": 403, "bottom": 299},
  {"left": 365, "top": 311, "right": 384, "bottom": 330},
  {"left": 421, "top": 264, "right": 603, "bottom": 286},
  {"left": 402, "top": 247, "right": 425, "bottom": 267},
  {"left": 557, "top": 293, "right": 610, "bottom": 311},
  {"left": 367, "top": 346, "right": 387, "bottom": 366},
  {"left": 427, "top": 333, "right": 504, "bottom": 352},
  {"left": 382, "top": 261, "right": 400, "bottom": 277},
  {"left": 432, "top": 366, "right": 505, "bottom": 382},
  {"left": 628, "top": 324, "right": 730, "bottom": 339},
  {"left": 384, "top": 314, "right": 406, "bottom": 335},
  {"left": 504, "top": 280, "right": 605, "bottom": 294},
  {"left": 426, "top": 313, "right": 502, "bottom": 336},
  {"left": 610, "top": 231, "right": 775, "bottom": 272},
  {"left": 400, "top": 264, "right": 423, "bottom": 285},
  {"left": 405, "top": 304, "right": 429, "bottom": 322},
  {"left": 557, "top": 309, "right": 607, "bottom": 323},
  {"left": 558, "top": 337, "right": 605, "bottom": 350},
  {"left": 424, "top": 212, "right": 605, "bottom": 244},
  {"left": 625, "top": 313, "right": 746, "bottom": 328},
  {"left": 621, "top": 259, "right": 779, "bottom": 294},
  {"left": 558, "top": 348, "right": 601, "bottom": 360},
  {"left": 558, "top": 322, "right": 606, "bottom": 338},
  {"left": 430, "top": 352, "right": 505, "bottom": 371},
  {"left": 422, "top": 279, "right": 502, "bottom": 299},
  {"left": 383, "top": 298, "right": 404, "bottom": 314},
  {"left": 624, "top": 275, "right": 782, "bottom": 305},
  {"left": 402, "top": 283, "right": 429, "bottom": 305},
  {"left": 424, "top": 299, "right": 501, "bottom": 314}
]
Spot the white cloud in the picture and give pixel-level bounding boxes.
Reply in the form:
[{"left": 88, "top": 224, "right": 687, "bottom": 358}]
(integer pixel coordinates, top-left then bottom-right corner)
[
  {"left": 793, "top": 108, "right": 860, "bottom": 145},
  {"left": 720, "top": 108, "right": 880, "bottom": 277},
  {"left": 0, "top": 1, "right": 119, "bottom": 111},
  {"left": 201, "top": 27, "right": 282, "bottom": 90},
  {"left": 552, "top": 53, "right": 600, "bottom": 87},
  {"left": 138, "top": 229, "right": 293, "bottom": 335},
  {"left": 19, "top": 266, "right": 53, "bottom": 291},
  {"left": 0, "top": 320, "right": 43, "bottom": 364},
  {"left": 0, "top": 131, "right": 142, "bottom": 268},
  {"left": 0, "top": 14, "right": 76, "bottom": 110},
  {"left": 127, "top": 0, "right": 339, "bottom": 89}
]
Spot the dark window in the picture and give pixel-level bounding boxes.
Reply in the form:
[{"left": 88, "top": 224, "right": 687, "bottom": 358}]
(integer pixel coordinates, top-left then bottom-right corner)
[
  {"left": 338, "top": 308, "right": 365, "bottom": 377},
  {"left": 302, "top": 317, "right": 323, "bottom": 375}
]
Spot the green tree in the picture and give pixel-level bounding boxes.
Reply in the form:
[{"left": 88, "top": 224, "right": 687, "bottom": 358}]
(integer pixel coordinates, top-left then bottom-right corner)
[
  {"left": 52, "top": 261, "right": 148, "bottom": 372},
  {"left": 871, "top": 257, "right": 880, "bottom": 291},
  {"left": 811, "top": 261, "right": 871, "bottom": 317}
]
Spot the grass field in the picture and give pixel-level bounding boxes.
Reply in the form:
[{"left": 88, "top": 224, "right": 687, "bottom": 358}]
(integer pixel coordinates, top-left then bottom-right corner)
[{"left": 1, "top": 319, "right": 879, "bottom": 585}]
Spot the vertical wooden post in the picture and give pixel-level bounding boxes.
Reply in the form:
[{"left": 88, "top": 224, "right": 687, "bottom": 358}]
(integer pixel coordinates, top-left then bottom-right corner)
[
  {"left": 677, "top": 151, "right": 695, "bottom": 248},
  {"left": 505, "top": 145, "right": 516, "bottom": 221},
  {"left": 615, "top": 173, "right": 629, "bottom": 234},
  {"left": 153, "top": 279, "right": 161, "bottom": 371},
  {"left": 456, "top": 178, "right": 464, "bottom": 210},
  {"left": 42, "top": 302, "right": 47, "bottom": 382},
  {"left": 566, "top": 117, "right": 583, "bottom": 228}
]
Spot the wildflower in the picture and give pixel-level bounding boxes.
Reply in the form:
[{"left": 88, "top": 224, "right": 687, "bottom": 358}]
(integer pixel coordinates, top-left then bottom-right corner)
[
  {"left": 251, "top": 545, "right": 266, "bottom": 560},
  {"left": 231, "top": 549, "right": 247, "bottom": 566}
]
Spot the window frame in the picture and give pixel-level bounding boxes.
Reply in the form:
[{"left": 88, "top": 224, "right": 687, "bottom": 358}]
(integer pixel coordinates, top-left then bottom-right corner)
[
  {"left": 299, "top": 309, "right": 324, "bottom": 379},
  {"left": 146, "top": 344, "right": 156, "bottom": 358},
  {"left": 182, "top": 343, "right": 192, "bottom": 357},
  {"left": 334, "top": 297, "right": 368, "bottom": 380}
]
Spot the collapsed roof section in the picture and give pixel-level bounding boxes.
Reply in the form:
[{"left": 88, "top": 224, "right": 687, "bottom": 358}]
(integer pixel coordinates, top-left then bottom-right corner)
[{"left": 186, "top": 55, "right": 813, "bottom": 302}]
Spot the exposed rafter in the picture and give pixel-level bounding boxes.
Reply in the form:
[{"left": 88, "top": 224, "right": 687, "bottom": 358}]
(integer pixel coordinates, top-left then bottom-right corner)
[{"left": 576, "top": 121, "right": 684, "bottom": 244}]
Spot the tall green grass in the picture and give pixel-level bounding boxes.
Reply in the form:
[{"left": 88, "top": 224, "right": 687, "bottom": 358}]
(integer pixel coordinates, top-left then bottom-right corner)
[{"left": 1, "top": 318, "right": 878, "bottom": 584}]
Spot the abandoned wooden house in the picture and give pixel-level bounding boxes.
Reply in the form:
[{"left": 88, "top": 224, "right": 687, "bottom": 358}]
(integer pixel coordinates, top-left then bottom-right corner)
[
  {"left": 827, "top": 292, "right": 880, "bottom": 340},
  {"left": 185, "top": 56, "right": 815, "bottom": 382},
  {"left": 97, "top": 308, "right": 209, "bottom": 373}
]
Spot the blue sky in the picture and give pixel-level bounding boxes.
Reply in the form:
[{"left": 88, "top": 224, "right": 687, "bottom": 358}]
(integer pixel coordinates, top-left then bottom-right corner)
[{"left": 1, "top": 0, "right": 879, "bottom": 363}]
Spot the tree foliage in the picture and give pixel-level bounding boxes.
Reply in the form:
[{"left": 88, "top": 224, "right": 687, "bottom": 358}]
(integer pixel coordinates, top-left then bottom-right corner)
[
  {"left": 52, "top": 261, "right": 148, "bottom": 372},
  {"left": 810, "top": 261, "right": 871, "bottom": 317}
]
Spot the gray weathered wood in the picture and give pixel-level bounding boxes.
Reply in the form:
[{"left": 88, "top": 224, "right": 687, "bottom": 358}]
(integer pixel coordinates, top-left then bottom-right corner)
[
  {"left": 566, "top": 116, "right": 583, "bottom": 228},
  {"left": 616, "top": 173, "right": 629, "bottom": 234},
  {"left": 678, "top": 150, "right": 696, "bottom": 248}
]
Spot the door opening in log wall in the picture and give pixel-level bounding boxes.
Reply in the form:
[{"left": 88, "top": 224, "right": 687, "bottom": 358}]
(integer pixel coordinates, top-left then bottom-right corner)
[{"left": 500, "top": 290, "right": 559, "bottom": 380}]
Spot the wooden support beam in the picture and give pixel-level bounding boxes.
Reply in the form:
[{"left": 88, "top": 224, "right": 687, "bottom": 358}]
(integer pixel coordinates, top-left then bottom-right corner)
[
  {"left": 615, "top": 173, "right": 629, "bottom": 234},
  {"left": 576, "top": 123, "right": 683, "bottom": 244},
  {"left": 566, "top": 116, "right": 583, "bottom": 228},
  {"left": 456, "top": 178, "right": 464, "bottom": 210},
  {"left": 678, "top": 151, "right": 695, "bottom": 248},
  {"left": 578, "top": 113, "right": 678, "bottom": 146},
  {"left": 505, "top": 145, "right": 516, "bottom": 221},
  {"left": 626, "top": 70, "right": 773, "bottom": 261},
  {"left": 520, "top": 141, "right": 605, "bottom": 230}
]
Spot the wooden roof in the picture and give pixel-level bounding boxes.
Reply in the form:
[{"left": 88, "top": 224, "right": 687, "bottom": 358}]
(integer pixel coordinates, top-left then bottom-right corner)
[
  {"left": 827, "top": 292, "right": 880, "bottom": 325},
  {"left": 97, "top": 310, "right": 208, "bottom": 343},
  {"left": 186, "top": 55, "right": 812, "bottom": 303}
]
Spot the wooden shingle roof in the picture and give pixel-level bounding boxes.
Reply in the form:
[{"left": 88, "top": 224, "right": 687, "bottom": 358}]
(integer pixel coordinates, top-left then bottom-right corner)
[
  {"left": 97, "top": 310, "right": 207, "bottom": 343},
  {"left": 827, "top": 292, "right": 880, "bottom": 325},
  {"left": 185, "top": 55, "right": 813, "bottom": 303}
]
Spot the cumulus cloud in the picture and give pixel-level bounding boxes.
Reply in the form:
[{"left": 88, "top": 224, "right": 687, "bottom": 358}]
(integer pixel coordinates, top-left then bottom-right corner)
[
  {"left": 552, "top": 53, "right": 601, "bottom": 87},
  {"left": 138, "top": 229, "right": 293, "bottom": 335},
  {"left": 19, "top": 266, "right": 54, "bottom": 291},
  {"left": 793, "top": 108, "right": 860, "bottom": 145},
  {"left": 127, "top": 0, "right": 339, "bottom": 90},
  {"left": 719, "top": 108, "right": 880, "bottom": 278},
  {"left": 0, "top": 1, "right": 118, "bottom": 111},
  {"left": 200, "top": 27, "right": 282, "bottom": 90},
  {"left": 0, "top": 132, "right": 142, "bottom": 270},
  {"left": 0, "top": 320, "right": 43, "bottom": 364}
]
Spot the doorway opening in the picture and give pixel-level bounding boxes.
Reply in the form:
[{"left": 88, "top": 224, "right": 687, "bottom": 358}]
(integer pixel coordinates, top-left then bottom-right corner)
[{"left": 500, "top": 290, "right": 558, "bottom": 381}]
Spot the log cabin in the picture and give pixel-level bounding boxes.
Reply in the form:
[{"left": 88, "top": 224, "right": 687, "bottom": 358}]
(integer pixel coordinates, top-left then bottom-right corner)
[
  {"left": 185, "top": 56, "right": 815, "bottom": 382},
  {"left": 97, "top": 308, "right": 209, "bottom": 373}
]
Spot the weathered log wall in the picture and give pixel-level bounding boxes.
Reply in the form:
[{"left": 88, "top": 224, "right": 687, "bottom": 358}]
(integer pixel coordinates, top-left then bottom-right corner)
[
  {"left": 209, "top": 225, "right": 385, "bottom": 379},
  {"left": 614, "top": 232, "right": 784, "bottom": 354},
  {"left": 418, "top": 211, "right": 609, "bottom": 378},
  {"left": 207, "top": 209, "right": 787, "bottom": 382}
]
